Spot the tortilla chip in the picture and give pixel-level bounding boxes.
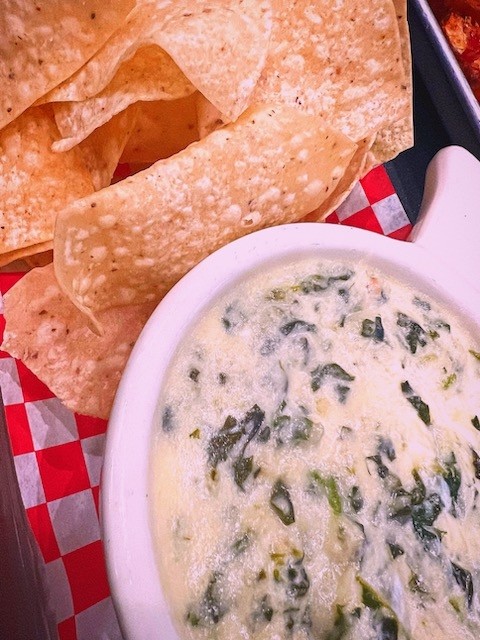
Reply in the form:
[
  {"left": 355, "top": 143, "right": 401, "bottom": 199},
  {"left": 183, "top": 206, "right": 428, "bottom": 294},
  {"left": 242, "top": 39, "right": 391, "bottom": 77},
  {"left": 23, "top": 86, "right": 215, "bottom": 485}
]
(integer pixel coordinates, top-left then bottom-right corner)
[
  {"left": 0, "top": 241, "right": 53, "bottom": 269},
  {"left": 44, "top": 0, "right": 272, "bottom": 122},
  {"left": 196, "top": 93, "right": 228, "bottom": 139},
  {"left": 0, "top": 0, "right": 134, "bottom": 130},
  {"left": 1, "top": 264, "right": 155, "bottom": 419},
  {"left": 0, "top": 106, "right": 94, "bottom": 260},
  {"left": 78, "top": 105, "right": 138, "bottom": 191},
  {"left": 370, "top": 116, "right": 414, "bottom": 166},
  {"left": 302, "top": 136, "right": 376, "bottom": 222},
  {"left": 52, "top": 46, "right": 195, "bottom": 152},
  {"left": 370, "top": 0, "right": 414, "bottom": 163},
  {"left": 251, "top": 0, "right": 409, "bottom": 141},
  {"left": 120, "top": 94, "right": 199, "bottom": 165},
  {"left": 24, "top": 250, "right": 53, "bottom": 269},
  {"left": 54, "top": 104, "right": 357, "bottom": 329}
]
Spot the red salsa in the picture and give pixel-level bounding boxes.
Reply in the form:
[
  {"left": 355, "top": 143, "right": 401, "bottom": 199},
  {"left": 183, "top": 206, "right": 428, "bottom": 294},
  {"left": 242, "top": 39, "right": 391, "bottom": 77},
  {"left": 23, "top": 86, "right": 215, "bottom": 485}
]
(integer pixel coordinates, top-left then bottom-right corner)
[{"left": 429, "top": 0, "right": 480, "bottom": 100}]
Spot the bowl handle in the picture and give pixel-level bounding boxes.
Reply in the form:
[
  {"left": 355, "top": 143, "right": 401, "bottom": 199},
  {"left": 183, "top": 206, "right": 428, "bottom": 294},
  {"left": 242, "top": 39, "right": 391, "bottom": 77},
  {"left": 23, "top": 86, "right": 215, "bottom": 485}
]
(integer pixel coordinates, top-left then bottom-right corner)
[{"left": 408, "top": 145, "right": 480, "bottom": 292}]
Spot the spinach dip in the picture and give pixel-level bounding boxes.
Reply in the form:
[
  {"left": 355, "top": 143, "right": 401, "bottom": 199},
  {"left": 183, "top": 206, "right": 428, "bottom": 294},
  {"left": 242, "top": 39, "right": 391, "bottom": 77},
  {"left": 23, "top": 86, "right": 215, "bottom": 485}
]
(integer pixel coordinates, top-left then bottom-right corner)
[{"left": 151, "top": 257, "right": 480, "bottom": 640}]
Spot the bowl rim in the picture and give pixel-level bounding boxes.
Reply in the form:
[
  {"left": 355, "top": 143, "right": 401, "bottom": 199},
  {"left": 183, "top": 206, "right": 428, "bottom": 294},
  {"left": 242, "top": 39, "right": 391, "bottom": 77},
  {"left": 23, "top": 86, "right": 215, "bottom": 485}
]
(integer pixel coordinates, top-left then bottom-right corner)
[{"left": 101, "top": 221, "right": 480, "bottom": 640}]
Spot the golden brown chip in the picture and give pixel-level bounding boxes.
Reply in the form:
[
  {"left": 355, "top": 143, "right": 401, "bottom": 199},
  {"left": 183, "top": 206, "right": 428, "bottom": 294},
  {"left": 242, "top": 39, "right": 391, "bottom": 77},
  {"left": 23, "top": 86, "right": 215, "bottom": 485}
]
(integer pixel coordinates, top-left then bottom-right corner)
[
  {"left": 370, "top": 117, "right": 414, "bottom": 166},
  {"left": 120, "top": 94, "right": 199, "bottom": 165},
  {"left": 1, "top": 264, "right": 155, "bottom": 418},
  {"left": 23, "top": 250, "right": 53, "bottom": 269},
  {"left": 78, "top": 105, "right": 138, "bottom": 191},
  {"left": 302, "top": 135, "right": 376, "bottom": 222},
  {"left": 44, "top": 0, "right": 272, "bottom": 122},
  {"left": 0, "top": 241, "right": 53, "bottom": 269},
  {"left": 53, "top": 104, "right": 357, "bottom": 329},
  {"left": 52, "top": 46, "right": 195, "bottom": 152},
  {"left": 370, "top": 0, "right": 414, "bottom": 163},
  {"left": 251, "top": 0, "right": 409, "bottom": 141},
  {"left": 0, "top": 106, "right": 94, "bottom": 261},
  {"left": 196, "top": 93, "right": 228, "bottom": 139},
  {"left": 0, "top": 0, "right": 134, "bottom": 130}
]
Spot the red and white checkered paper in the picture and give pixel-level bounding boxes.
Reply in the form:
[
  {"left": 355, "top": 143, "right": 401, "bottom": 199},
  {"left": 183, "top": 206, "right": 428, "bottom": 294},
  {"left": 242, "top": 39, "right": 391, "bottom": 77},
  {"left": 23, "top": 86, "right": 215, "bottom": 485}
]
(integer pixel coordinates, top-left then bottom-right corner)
[{"left": 0, "top": 165, "right": 411, "bottom": 640}]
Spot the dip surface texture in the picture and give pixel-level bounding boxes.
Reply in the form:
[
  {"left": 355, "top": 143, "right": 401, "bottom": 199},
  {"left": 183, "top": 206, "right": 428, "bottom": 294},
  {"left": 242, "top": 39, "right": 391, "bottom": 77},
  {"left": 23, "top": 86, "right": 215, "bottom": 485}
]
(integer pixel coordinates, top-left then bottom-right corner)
[{"left": 151, "top": 257, "right": 480, "bottom": 640}]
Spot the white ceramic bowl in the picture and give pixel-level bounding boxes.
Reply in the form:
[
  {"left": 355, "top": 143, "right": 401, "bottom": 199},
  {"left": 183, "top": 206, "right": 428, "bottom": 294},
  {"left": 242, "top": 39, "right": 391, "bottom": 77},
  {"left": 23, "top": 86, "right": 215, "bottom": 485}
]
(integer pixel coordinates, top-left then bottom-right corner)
[{"left": 101, "top": 146, "right": 480, "bottom": 640}]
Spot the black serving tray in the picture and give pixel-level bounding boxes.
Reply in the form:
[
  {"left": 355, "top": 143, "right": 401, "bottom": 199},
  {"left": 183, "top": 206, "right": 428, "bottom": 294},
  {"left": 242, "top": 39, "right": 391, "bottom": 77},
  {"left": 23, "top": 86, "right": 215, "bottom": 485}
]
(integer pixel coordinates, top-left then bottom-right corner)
[{"left": 385, "top": 0, "right": 480, "bottom": 225}]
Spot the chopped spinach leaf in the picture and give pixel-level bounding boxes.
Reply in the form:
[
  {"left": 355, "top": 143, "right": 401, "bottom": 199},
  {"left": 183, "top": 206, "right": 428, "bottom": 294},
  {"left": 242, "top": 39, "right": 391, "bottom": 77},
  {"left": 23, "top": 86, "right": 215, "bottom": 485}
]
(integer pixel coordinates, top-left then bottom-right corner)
[
  {"left": 378, "top": 436, "right": 396, "bottom": 461},
  {"left": 232, "top": 533, "right": 250, "bottom": 556},
  {"left": 270, "top": 479, "right": 295, "bottom": 525},
  {"left": 389, "top": 490, "right": 412, "bottom": 523},
  {"left": 295, "top": 335, "right": 311, "bottom": 366},
  {"left": 189, "top": 428, "right": 200, "bottom": 439},
  {"left": 161, "top": 405, "right": 174, "bottom": 432},
  {"left": 309, "top": 471, "right": 342, "bottom": 515},
  {"left": 258, "top": 426, "right": 271, "bottom": 442},
  {"left": 285, "top": 556, "right": 310, "bottom": 599},
  {"left": 221, "top": 303, "right": 245, "bottom": 333},
  {"left": 254, "top": 594, "right": 274, "bottom": 623},
  {"left": 366, "top": 454, "right": 390, "bottom": 479},
  {"left": 280, "top": 319, "right": 317, "bottom": 335},
  {"left": 413, "top": 297, "right": 431, "bottom": 311},
  {"left": 359, "top": 578, "right": 383, "bottom": 610},
  {"left": 387, "top": 542, "right": 404, "bottom": 559},
  {"left": 378, "top": 616, "right": 398, "bottom": 640},
  {"left": 361, "top": 316, "right": 385, "bottom": 341},
  {"left": 441, "top": 453, "right": 461, "bottom": 509},
  {"left": 472, "top": 416, "right": 480, "bottom": 431},
  {"left": 410, "top": 469, "right": 426, "bottom": 505},
  {"left": 349, "top": 485, "right": 364, "bottom": 513},
  {"left": 207, "top": 415, "right": 242, "bottom": 467},
  {"left": 189, "top": 367, "right": 200, "bottom": 382},
  {"left": 273, "top": 414, "right": 313, "bottom": 445},
  {"left": 283, "top": 607, "right": 301, "bottom": 631},
  {"left": 296, "top": 271, "right": 353, "bottom": 294},
  {"left": 188, "top": 572, "right": 226, "bottom": 626},
  {"left": 451, "top": 562, "right": 474, "bottom": 607},
  {"left": 397, "top": 313, "right": 428, "bottom": 354},
  {"left": 472, "top": 448, "right": 480, "bottom": 480},
  {"left": 408, "top": 572, "right": 428, "bottom": 595},
  {"left": 203, "top": 572, "right": 226, "bottom": 624},
  {"left": 411, "top": 493, "right": 443, "bottom": 546},
  {"left": 469, "top": 349, "right": 480, "bottom": 361},
  {"left": 335, "top": 384, "right": 351, "bottom": 404},
  {"left": 241, "top": 404, "right": 266, "bottom": 445},
  {"left": 442, "top": 373, "right": 457, "bottom": 389},
  {"left": 186, "top": 611, "right": 200, "bottom": 627},
  {"left": 432, "top": 319, "right": 451, "bottom": 334},
  {"left": 357, "top": 576, "right": 400, "bottom": 640},
  {"left": 233, "top": 455, "right": 253, "bottom": 490},
  {"left": 207, "top": 405, "right": 266, "bottom": 479},
  {"left": 325, "top": 605, "right": 351, "bottom": 640},
  {"left": 401, "top": 381, "right": 431, "bottom": 425},
  {"left": 449, "top": 596, "right": 462, "bottom": 613},
  {"left": 311, "top": 363, "right": 355, "bottom": 392},
  {"left": 217, "top": 372, "right": 227, "bottom": 385}
]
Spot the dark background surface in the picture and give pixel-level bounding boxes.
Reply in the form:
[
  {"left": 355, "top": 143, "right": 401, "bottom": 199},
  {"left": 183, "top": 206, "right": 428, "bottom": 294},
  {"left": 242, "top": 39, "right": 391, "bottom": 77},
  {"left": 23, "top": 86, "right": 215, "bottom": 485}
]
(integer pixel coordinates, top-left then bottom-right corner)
[{"left": 386, "top": 0, "right": 480, "bottom": 224}]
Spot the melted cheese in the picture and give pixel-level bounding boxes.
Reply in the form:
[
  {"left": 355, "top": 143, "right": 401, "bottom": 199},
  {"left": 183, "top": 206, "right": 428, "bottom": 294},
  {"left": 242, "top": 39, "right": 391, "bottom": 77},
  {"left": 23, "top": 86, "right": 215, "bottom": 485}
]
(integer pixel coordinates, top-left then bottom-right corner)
[{"left": 151, "top": 258, "right": 480, "bottom": 640}]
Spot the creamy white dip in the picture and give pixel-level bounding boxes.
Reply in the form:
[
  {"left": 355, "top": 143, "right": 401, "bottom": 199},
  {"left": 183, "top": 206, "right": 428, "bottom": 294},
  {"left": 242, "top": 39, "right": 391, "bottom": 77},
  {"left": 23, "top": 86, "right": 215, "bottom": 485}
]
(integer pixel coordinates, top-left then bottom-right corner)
[{"left": 151, "top": 257, "right": 480, "bottom": 640}]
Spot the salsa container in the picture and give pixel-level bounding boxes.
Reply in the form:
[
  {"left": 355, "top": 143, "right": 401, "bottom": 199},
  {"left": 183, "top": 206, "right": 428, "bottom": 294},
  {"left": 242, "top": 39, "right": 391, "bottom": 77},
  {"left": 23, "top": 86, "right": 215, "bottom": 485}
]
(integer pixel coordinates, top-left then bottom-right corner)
[
  {"left": 101, "top": 145, "right": 480, "bottom": 639},
  {"left": 410, "top": 0, "right": 480, "bottom": 159}
]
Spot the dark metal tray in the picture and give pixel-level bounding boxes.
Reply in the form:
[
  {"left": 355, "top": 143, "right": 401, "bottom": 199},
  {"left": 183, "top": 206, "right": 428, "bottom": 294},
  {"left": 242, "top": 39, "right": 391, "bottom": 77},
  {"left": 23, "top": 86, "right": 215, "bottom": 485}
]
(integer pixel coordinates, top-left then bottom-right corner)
[{"left": 386, "top": 0, "right": 480, "bottom": 224}]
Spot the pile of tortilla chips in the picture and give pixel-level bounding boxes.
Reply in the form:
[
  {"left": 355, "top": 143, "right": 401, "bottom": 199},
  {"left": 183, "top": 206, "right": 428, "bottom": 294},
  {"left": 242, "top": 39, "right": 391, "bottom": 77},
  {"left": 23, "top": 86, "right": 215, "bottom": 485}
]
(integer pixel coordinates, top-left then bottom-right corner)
[{"left": 0, "top": 0, "right": 413, "bottom": 419}]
